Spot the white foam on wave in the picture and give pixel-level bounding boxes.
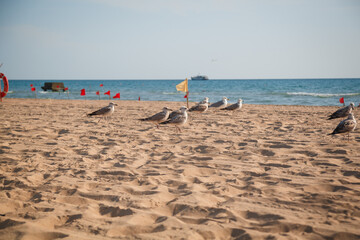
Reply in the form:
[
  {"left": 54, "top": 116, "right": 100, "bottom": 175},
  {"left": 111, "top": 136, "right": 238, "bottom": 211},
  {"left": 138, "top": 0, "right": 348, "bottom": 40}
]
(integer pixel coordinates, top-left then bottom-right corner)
[
  {"left": 162, "top": 92, "right": 179, "bottom": 95},
  {"left": 286, "top": 92, "right": 360, "bottom": 97}
]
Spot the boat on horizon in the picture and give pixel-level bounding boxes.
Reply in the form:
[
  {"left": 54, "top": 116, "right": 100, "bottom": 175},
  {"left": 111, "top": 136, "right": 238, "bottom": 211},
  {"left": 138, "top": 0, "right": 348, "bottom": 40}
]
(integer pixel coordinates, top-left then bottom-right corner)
[{"left": 191, "top": 75, "right": 209, "bottom": 80}]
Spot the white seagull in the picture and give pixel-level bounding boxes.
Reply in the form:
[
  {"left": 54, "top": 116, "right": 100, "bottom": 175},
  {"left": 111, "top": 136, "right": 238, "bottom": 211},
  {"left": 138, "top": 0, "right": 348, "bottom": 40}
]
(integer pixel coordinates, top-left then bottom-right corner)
[
  {"left": 198, "top": 97, "right": 209, "bottom": 105},
  {"left": 87, "top": 102, "right": 117, "bottom": 122},
  {"left": 209, "top": 97, "right": 228, "bottom": 108},
  {"left": 139, "top": 107, "right": 172, "bottom": 128},
  {"left": 329, "top": 113, "right": 357, "bottom": 141},
  {"left": 189, "top": 97, "right": 209, "bottom": 113},
  {"left": 328, "top": 102, "right": 355, "bottom": 120},
  {"left": 189, "top": 102, "right": 208, "bottom": 113},
  {"left": 221, "top": 99, "right": 243, "bottom": 111},
  {"left": 160, "top": 106, "right": 188, "bottom": 132}
]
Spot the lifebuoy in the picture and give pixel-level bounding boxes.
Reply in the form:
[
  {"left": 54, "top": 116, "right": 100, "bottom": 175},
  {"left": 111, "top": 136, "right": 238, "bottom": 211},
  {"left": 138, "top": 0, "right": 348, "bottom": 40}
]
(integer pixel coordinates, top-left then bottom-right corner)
[{"left": 0, "top": 73, "right": 9, "bottom": 98}]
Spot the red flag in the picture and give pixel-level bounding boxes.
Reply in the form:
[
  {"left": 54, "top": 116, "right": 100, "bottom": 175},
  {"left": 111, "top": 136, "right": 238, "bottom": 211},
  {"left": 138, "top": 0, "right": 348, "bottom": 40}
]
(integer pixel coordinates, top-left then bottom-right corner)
[
  {"left": 113, "top": 93, "right": 120, "bottom": 99},
  {"left": 339, "top": 97, "right": 344, "bottom": 104},
  {"left": 57, "top": 85, "right": 60, "bottom": 88},
  {"left": 30, "top": 84, "right": 33, "bottom": 87},
  {"left": 100, "top": 84, "right": 103, "bottom": 87},
  {"left": 184, "top": 93, "right": 188, "bottom": 98},
  {"left": 31, "top": 87, "right": 36, "bottom": 92},
  {"left": 96, "top": 91, "right": 100, "bottom": 95},
  {"left": 64, "top": 87, "right": 69, "bottom": 91},
  {"left": 80, "top": 89, "right": 86, "bottom": 96},
  {"left": 138, "top": 96, "right": 140, "bottom": 101},
  {"left": 104, "top": 91, "right": 110, "bottom": 95}
]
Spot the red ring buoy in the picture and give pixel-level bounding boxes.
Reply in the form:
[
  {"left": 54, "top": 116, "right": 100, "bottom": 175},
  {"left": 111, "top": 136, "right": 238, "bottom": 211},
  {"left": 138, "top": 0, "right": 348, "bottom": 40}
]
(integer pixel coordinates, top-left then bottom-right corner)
[{"left": 0, "top": 73, "right": 9, "bottom": 98}]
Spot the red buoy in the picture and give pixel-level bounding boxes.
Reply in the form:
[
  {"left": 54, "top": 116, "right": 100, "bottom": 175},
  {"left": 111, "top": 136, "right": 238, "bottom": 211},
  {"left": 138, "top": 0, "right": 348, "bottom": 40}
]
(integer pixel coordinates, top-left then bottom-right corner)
[{"left": 0, "top": 73, "right": 9, "bottom": 98}]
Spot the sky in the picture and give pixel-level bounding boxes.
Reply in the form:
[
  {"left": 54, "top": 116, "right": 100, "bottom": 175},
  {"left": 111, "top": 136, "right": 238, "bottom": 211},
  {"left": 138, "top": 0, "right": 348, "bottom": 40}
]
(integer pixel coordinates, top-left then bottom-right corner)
[{"left": 0, "top": 0, "right": 359, "bottom": 79}]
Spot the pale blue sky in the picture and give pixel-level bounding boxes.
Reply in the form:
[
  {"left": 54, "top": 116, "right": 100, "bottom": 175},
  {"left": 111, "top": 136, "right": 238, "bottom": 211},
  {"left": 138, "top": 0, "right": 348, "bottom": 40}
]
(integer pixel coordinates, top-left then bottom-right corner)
[{"left": 0, "top": 0, "right": 359, "bottom": 79}]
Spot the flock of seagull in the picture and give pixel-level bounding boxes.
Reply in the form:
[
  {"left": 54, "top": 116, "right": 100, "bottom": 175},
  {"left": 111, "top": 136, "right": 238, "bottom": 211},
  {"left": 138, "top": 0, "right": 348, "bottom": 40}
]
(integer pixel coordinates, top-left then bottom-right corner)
[
  {"left": 86, "top": 99, "right": 357, "bottom": 139},
  {"left": 86, "top": 97, "right": 242, "bottom": 132},
  {"left": 138, "top": 97, "right": 243, "bottom": 132},
  {"left": 328, "top": 102, "right": 357, "bottom": 140}
]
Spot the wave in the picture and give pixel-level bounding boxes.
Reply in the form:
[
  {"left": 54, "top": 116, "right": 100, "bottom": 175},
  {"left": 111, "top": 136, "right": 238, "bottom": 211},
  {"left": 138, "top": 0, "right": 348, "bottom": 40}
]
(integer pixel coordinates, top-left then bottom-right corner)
[
  {"left": 162, "top": 92, "right": 179, "bottom": 95},
  {"left": 286, "top": 92, "right": 360, "bottom": 98},
  {"left": 162, "top": 92, "right": 202, "bottom": 95}
]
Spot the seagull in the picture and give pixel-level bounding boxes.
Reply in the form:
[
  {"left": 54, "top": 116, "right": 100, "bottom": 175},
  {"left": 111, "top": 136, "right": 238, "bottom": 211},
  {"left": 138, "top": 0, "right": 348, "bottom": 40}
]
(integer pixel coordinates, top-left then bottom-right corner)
[
  {"left": 189, "top": 102, "right": 208, "bottom": 113},
  {"left": 189, "top": 97, "right": 209, "bottom": 113},
  {"left": 198, "top": 97, "right": 209, "bottom": 105},
  {"left": 87, "top": 102, "right": 117, "bottom": 122},
  {"left": 328, "top": 102, "right": 355, "bottom": 120},
  {"left": 209, "top": 97, "right": 228, "bottom": 108},
  {"left": 329, "top": 113, "right": 357, "bottom": 141},
  {"left": 139, "top": 107, "right": 172, "bottom": 128},
  {"left": 160, "top": 106, "right": 188, "bottom": 132},
  {"left": 221, "top": 99, "right": 242, "bottom": 111}
]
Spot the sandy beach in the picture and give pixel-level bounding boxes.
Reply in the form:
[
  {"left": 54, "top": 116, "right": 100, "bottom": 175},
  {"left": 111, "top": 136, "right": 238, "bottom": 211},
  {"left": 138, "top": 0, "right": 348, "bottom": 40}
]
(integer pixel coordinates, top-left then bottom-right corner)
[{"left": 0, "top": 98, "right": 359, "bottom": 240}]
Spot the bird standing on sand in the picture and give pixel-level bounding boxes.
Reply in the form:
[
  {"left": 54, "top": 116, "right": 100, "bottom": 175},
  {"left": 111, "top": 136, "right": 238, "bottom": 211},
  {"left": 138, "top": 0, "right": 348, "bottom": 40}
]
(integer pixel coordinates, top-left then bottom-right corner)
[
  {"left": 160, "top": 106, "right": 188, "bottom": 132},
  {"left": 189, "top": 102, "right": 208, "bottom": 113},
  {"left": 139, "top": 107, "right": 172, "bottom": 128},
  {"left": 168, "top": 109, "right": 181, "bottom": 120},
  {"left": 329, "top": 113, "right": 357, "bottom": 141},
  {"left": 198, "top": 97, "right": 209, "bottom": 105},
  {"left": 328, "top": 102, "right": 355, "bottom": 120},
  {"left": 87, "top": 102, "right": 117, "bottom": 122},
  {"left": 189, "top": 97, "right": 209, "bottom": 113},
  {"left": 221, "top": 99, "right": 242, "bottom": 111},
  {"left": 209, "top": 97, "right": 228, "bottom": 108}
]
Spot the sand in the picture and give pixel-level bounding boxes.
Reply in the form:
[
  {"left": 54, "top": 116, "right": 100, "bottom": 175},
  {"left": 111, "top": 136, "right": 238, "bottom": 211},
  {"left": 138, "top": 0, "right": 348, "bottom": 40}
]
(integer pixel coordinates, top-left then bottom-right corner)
[{"left": 0, "top": 98, "right": 359, "bottom": 240}]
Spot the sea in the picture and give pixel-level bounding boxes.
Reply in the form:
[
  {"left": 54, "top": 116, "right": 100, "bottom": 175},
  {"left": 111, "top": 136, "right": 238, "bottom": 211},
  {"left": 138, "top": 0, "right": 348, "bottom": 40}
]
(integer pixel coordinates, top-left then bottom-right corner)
[{"left": 4, "top": 79, "right": 360, "bottom": 106}]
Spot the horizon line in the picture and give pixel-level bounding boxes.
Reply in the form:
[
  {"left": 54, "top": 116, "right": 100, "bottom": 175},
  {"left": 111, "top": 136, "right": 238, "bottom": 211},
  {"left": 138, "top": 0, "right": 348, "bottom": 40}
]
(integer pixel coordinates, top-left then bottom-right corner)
[{"left": 8, "top": 77, "right": 360, "bottom": 81}]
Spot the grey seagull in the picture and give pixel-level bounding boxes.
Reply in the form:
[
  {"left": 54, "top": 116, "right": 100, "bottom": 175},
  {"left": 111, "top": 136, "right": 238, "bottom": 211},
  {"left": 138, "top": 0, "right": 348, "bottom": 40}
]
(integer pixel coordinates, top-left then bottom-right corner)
[
  {"left": 329, "top": 113, "right": 357, "bottom": 141},
  {"left": 328, "top": 102, "right": 355, "bottom": 120},
  {"left": 87, "top": 102, "right": 117, "bottom": 122},
  {"left": 139, "top": 107, "right": 172, "bottom": 128},
  {"left": 209, "top": 97, "right": 228, "bottom": 108},
  {"left": 221, "top": 99, "right": 243, "bottom": 111},
  {"left": 160, "top": 106, "right": 188, "bottom": 132}
]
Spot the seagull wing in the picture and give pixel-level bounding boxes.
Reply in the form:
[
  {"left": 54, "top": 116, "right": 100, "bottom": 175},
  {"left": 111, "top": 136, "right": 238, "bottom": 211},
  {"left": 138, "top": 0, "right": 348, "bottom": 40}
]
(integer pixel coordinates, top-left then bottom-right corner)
[
  {"left": 222, "top": 103, "right": 239, "bottom": 110},
  {"left": 209, "top": 100, "right": 223, "bottom": 108},
  {"left": 189, "top": 104, "right": 207, "bottom": 112},
  {"left": 162, "top": 113, "right": 186, "bottom": 125},
  {"left": 168, "top": 110, "right": 181, "bottom": 119},
  {"left": 328, "top": 106, "right": 350, "bottom": 119},
  {"left": 88, "top": 105, "right": 112, "bottom": 116},
  {"left": 168, "top": 114, "right": 186, "bottom": 124},
  {"left": 331, "top": 119, "right": 356, "bottom": 134},
  {"left": 141, "top": 111, "right": 167, "bottom": 122}
]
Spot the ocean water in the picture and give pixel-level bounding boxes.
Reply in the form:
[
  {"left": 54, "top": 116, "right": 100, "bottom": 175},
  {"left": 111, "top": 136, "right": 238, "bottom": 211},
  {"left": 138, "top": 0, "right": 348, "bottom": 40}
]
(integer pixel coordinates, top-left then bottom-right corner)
[{"left": 4, "top": 79, "right": 360, "bottom": 106}]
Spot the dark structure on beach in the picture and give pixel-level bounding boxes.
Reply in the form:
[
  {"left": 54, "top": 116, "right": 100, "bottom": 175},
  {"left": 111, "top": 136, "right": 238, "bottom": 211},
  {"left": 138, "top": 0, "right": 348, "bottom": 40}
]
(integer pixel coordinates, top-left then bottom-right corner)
[{"left": 41, "top": 82, "right": 66, "bottom": 91}]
